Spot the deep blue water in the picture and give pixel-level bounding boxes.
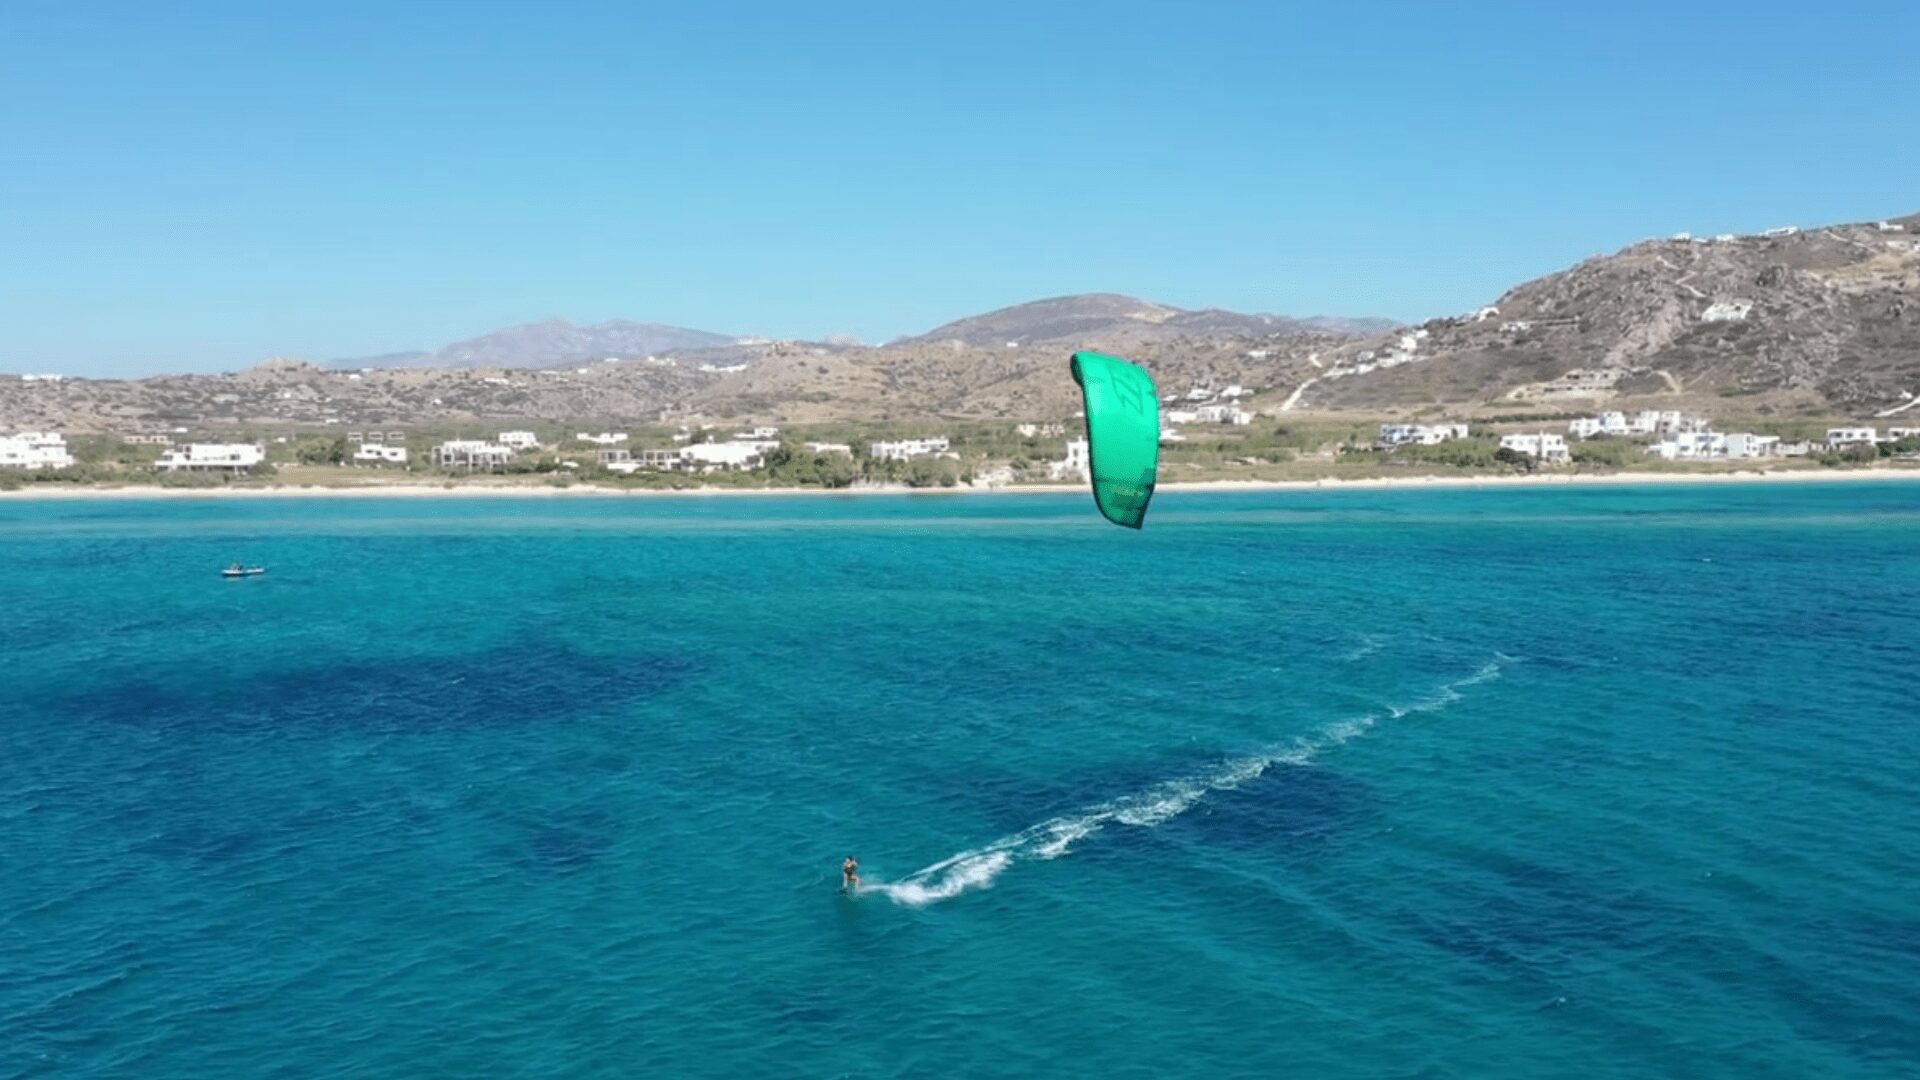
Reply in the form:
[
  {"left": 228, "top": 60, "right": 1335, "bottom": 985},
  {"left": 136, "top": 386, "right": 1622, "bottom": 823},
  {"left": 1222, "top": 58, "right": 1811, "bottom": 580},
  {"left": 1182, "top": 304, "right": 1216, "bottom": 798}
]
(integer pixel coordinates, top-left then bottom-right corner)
[{"left": 3, "top": 483, "right": 1918, "bottom": 1079}]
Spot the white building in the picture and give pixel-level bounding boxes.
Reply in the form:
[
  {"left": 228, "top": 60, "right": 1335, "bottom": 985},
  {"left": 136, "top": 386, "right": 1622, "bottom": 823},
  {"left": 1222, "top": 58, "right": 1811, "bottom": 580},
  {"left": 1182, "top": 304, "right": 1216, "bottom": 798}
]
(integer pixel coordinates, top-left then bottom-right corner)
[
  {"left": 1016, "top": 423, "right": 1066, "bottom": 438},
  {"left": 154, "top": 443, "right": 266, "bottom": 473},
  {"left": 498, "top": 430, "right": 540, "bottom": 450},
  {"left": 1654, "top": 411, "right": 1708, "bottom": 435},
  {"left": 1380, "top": 423, "right": 1469, "bottom": 447},
  {"left": 733, "top": 426, "right": 780, "bottom": 439},
  {"left": 1499, "top": 433, "right": 1570, "bottom": 464},
  {"left": 1168, "top": 404, "right": 1253, "bottom": 426},
  {"left": 1762, "top": 226, "right": 1799, "bottom": 238},
  {"left": 1888, "top": 427, "right": 1920, "bottom": 441},
  {"left": 353, "top": 443, "right": 409, "bottom": 465},
  {"left": 433, "top": 440, "right": 515, "bottom": 470},
  {"left": 1827, "top": 427, "right": 1878, "bottom": 450},
  {"left": 805, "top": 442, "right": 852, "bottom": 455},
  {"left": 0, "top": 431, "right": 75, "bottom": 470},
  {"left": 682, "top": 442, "right": 766, "bottom": 471},
  {"left": 1877, "top": 221, "right": 1907, "bottom": 233},
  {"left": 1048, "top": 438, "right": 1090, "bottom": 481},
  {"left": 870, "top": 437, "right": 952, "bottom": 461},
  {"left": 1723, "top": 433, "right": 1780, "bottom": 459},
  {"left": 1646, "top": 432, "right": 1724, "bottom": 459},
  {"left": 122, "top": 433, "right": 173, "bottom": 446},
  {"left": 1570, "top": 411, "right": 1663, "bottom": 439},
  {"left": 576, "top": 432, "right": 628, "bottom": 446}
]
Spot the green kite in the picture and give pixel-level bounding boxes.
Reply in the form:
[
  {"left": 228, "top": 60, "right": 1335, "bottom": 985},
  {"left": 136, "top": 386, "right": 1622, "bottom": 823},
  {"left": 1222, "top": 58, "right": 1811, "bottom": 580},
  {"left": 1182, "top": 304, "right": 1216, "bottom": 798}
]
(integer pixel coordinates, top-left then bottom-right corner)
[{"left": 1069, "top": 351, "right": 1160, "bottom": 529}]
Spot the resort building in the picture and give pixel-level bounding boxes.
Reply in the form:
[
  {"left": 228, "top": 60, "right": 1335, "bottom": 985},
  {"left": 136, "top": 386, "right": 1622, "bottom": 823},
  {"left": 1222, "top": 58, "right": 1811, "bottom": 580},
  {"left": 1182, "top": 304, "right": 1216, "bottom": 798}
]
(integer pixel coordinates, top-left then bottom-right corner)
[
  {"left": 682, "top": 442, "right": 766, "bottom": 471},
  {"left": 0, "top": 431, "right": 75, "bottom": 470},
  {"left": 498, "top": 430, "right": 540, "bottom": 450},
  {"left": 1569, "top": 411, "right": 1663, "bottom": 439},
  {"left": 1380, "top": 423, "right": 1469, "bottom": 447},
  {"left": 1826, "top": 427, "right": 1878, "bottom": 450},
  {"left": 869, "top": 437, "right": 952, "bottom": 462},
  {"left": 1498, "top": 433, "right": 1570, "bottom": 464},
  {"left": 153, "top": 443, "right": 266, "bottom": 473},
  {"left": 432, "top": 440, "right": 515, "bottom": 470},
  {"left": 352, "top": 443, "right": 409, "bottom": 465}
]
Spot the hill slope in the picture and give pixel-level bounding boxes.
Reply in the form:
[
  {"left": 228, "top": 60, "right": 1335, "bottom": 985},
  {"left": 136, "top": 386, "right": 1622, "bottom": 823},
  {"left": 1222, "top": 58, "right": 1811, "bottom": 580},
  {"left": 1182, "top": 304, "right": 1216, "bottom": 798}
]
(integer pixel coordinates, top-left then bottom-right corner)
[{"left": 1300, "top": 213, "right": 1920, "bottom": 414}]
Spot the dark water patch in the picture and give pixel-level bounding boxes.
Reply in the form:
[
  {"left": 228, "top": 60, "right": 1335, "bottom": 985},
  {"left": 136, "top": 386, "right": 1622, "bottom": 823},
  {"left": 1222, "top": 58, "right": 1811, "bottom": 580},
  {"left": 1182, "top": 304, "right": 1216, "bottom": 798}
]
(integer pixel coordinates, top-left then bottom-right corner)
[
  {"left": 1410, "top": 853, "right": 1671, "bottom": 977},
  {"left": 510, "top": 805, "right": 620, "bottom": 877},
  {"left": 54, "top": 642, "right": 701, "bottom": 734}
]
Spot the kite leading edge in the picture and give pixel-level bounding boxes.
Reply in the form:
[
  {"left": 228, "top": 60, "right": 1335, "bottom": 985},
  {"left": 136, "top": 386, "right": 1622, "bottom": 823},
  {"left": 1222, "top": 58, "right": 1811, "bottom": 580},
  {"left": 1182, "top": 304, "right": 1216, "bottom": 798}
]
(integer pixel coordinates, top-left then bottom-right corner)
[{"left": 1069, "top": 351, "right": 1160, "bottom": 529}]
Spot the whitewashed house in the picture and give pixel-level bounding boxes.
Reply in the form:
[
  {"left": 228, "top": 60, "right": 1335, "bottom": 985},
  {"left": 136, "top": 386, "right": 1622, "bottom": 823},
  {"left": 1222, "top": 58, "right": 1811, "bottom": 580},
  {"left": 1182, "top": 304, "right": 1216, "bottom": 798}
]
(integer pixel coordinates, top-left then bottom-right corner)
[
  {"left": 154, "top": 443, "right": 266, "bottom": 473},
  {"left": 1646, "top": 432, "right": 1727, "bottom": 459},
  {"left": 733, "top": 426, "right": 780, "bottom": 440},
  {"left": 1016, "top": 423, "right": 1066, "bottom": 438},
  {"left": 353, "top": 443, "right": 409, "bottom": 465},
  {"left": 1826, "top": 427, "right": 1878, "bottom": 450},
  {"left": 1048, "top": 439, "right": 1090, "bottom": 481},
  {"left": 0, "top": 431, "right": 75, "bottom": 470},
  {"left": 869, "top": 437, "right": 952, "bottom": 462},
  {"left": 1499, "top": 433, "right": 1570, "bottom": 464},
  {"left": 576, "top": 432, "right": 629, "bottom": 446},
  {"left": 1380, "top": 423, "right": 1469, "bottom": 447},
  {"left": 1722, "top": 433, "right": 1780, "bottom": 459},
  {"left": 432, "top": 440, "right": 515, "bottom": 470},
  {"left": 498, "top": 430, "right": 540, "bottom": 450},
  {"left": 805, "top": 442, "right": 852, "bottom": 455}
]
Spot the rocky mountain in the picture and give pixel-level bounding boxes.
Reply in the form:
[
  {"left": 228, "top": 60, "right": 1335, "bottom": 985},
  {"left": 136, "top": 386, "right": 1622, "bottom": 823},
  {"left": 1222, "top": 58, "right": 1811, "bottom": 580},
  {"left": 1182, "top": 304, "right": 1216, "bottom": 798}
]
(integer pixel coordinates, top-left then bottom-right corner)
[
  {"left": 897, "top": 293, "right": 1371, "bottom": 348},
  {"left": 1296, "top": 213, "right": 1920, "bottom": 415},
  {"left": 334, "top": 318, "right": 738, "bottom": 370}
]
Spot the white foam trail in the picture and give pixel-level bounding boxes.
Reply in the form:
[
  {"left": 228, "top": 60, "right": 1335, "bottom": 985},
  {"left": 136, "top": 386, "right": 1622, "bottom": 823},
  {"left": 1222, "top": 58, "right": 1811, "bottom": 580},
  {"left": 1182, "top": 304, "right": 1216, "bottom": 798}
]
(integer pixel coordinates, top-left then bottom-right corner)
[
  {"left": 1338, "top": 634, "right": 1387, "bottom": 662},
  {"left": 872, "top": 655, "right": 1511, "bottom": 907}
]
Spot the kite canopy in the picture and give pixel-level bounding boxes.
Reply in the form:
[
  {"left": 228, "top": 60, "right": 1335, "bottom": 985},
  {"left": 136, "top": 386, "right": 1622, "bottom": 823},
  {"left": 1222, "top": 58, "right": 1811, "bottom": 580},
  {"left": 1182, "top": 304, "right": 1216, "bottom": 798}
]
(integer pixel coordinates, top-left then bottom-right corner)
[{"left": 1069, "top": 351, "right": 1160, "bottom": 529}]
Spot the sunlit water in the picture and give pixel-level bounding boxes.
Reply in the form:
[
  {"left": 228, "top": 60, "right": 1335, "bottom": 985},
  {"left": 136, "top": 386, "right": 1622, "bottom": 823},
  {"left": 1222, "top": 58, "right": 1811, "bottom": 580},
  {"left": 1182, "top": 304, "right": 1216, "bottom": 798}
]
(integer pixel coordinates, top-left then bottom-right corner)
[{"left": 4, "top": 483, "right": 1918, "bottom": 1078}]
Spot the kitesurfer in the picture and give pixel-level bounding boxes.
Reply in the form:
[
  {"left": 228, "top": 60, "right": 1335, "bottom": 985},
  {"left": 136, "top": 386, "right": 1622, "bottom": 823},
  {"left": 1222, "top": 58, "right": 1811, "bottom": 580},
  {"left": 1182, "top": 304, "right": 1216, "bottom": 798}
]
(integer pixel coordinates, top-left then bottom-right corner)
[{"left": 842, "top": 856, "right": 860, "bottom": 892}]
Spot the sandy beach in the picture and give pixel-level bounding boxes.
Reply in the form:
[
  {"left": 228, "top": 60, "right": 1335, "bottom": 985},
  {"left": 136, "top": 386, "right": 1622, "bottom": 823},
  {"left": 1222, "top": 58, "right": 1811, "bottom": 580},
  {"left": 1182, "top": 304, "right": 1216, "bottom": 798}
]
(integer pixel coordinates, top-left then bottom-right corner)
[{"left": 3, "top": 467, "right": 1916, "bottom": 500}]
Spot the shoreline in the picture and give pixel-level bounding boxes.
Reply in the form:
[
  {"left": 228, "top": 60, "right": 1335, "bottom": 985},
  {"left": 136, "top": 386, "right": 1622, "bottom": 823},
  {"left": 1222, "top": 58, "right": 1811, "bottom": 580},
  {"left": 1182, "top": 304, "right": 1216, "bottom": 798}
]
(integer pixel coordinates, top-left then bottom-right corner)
[{"left": 3, "top": 468, "right": 1917, "bottom": 500}]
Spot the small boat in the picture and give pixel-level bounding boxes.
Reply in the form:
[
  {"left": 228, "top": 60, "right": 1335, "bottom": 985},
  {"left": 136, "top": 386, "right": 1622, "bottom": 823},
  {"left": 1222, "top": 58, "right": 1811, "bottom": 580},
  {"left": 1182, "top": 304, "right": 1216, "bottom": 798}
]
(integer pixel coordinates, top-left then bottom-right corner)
[{"left": 221, "top": 564, "right": 267, "bottom": 578}]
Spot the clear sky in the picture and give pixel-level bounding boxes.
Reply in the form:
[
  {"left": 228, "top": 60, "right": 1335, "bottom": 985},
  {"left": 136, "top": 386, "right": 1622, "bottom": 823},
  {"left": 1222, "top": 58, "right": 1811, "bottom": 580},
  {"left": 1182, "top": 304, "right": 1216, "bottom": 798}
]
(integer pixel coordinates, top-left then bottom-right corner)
[{"left": 3, "top": 1, "right": 1916, "bottom": 375}]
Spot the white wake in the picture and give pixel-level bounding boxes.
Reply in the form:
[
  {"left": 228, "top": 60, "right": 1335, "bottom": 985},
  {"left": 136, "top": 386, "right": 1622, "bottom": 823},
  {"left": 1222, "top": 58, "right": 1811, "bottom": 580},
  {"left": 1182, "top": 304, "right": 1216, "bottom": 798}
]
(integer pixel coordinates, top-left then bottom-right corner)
[{"left": 869, "top": 656, "right": 1510, "bottom": 907}]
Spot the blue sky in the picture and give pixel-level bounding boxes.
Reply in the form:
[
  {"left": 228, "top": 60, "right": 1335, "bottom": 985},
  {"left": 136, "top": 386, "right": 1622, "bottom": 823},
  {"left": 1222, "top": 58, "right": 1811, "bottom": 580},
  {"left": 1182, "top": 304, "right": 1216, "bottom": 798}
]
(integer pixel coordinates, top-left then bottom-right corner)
[{"left": 3, "top": 1, "right": 1916, "bottom": 375}]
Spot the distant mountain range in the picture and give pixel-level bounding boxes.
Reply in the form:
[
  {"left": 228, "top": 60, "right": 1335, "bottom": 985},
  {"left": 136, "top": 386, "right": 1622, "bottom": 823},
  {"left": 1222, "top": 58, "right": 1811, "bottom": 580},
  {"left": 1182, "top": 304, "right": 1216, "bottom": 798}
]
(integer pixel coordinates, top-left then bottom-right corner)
[
  {"left": 8, "top": 212, "right": 1916, "bottom": 430},
  {"left": 333, "top": 319, "right": 739, "bottom": 370},
  {"left": 329, "top": 301, "right": 1399, "bottom": 372}
]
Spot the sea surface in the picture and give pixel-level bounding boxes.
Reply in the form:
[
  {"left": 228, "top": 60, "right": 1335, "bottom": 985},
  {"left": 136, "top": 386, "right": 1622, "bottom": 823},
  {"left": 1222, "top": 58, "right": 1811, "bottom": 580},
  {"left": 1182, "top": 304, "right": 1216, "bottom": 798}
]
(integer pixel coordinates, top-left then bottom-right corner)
[{"left": 3, "top": 483, "right": 1918, "bottom": 1079}]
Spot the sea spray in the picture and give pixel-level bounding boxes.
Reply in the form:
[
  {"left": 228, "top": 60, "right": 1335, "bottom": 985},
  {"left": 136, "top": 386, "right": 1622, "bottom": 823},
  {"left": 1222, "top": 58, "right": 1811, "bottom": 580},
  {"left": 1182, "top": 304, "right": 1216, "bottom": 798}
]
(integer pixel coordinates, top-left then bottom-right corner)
[{"left": 873, "top": 656, "right": 1511, "bottom": 906}]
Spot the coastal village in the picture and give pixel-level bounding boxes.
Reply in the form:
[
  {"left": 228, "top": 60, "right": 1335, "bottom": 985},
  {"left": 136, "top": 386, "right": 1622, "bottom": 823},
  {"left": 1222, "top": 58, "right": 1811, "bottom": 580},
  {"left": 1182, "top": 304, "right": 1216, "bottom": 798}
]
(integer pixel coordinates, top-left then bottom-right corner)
[{"left": 3, "top": 372, "right": 1917, "bottom": 491}]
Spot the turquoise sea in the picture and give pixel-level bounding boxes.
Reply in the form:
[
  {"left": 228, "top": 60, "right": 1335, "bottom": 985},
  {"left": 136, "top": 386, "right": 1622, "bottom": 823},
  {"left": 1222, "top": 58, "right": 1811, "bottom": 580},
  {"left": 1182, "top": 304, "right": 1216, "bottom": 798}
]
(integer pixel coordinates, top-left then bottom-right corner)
[{"left": 3, "top": 483, "right": 1918, "bottom": 1079}]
